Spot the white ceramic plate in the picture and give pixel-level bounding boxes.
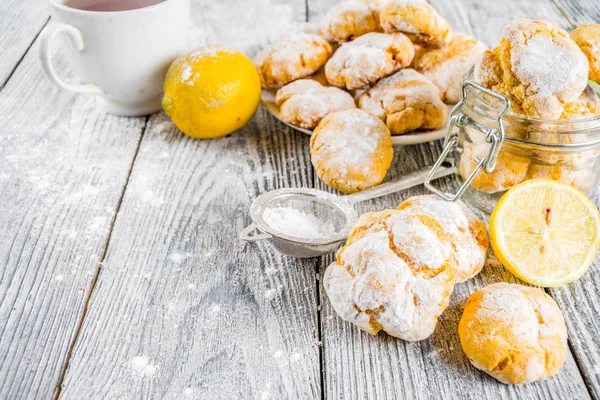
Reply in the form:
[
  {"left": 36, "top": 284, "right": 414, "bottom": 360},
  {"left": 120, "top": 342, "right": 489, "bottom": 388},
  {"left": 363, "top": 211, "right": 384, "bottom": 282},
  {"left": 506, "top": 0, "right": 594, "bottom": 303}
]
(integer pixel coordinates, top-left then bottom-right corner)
[{"left": 262, "top": 89, "right": 452, "bottom": 146}]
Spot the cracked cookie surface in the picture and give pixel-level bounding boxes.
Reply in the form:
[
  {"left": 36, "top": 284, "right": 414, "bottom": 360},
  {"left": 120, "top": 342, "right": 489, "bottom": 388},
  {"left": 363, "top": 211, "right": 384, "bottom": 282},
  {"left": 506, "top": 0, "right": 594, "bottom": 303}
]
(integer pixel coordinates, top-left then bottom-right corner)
[
  {"left": 397, "top": 194, "right": 489, "bottom": 282},
  {"left": 414, "top": 33, "right": 487, "bottom": 104},
  {"left": 324, "top": 208, "right": 456, "bottom": 340},
  {"left": 459, "top": 283, "right": 567, "bottom": 384},
  {"left": 320, "top": 0, "right": 383, "bottom": 43},
  {"left": 310, "top": 109, "right": 393, "bottom": 193},
  {"left": 474, "top": 19, "right": 589, "bottom": 119},
  {"left": 380, "top": 0, "right": 450, "bottom": 47},
  {"left": 276, "top": 79, "right": 356, "bottom": 129},
  {"left": 358, "top": 69, "right": 445, "bottom": 135},
  {"left": 325, "top": 32, "right": 415, "bottom": 90},
  {"left": 254, "top": 33, "right": 333, "bottom": 88}
]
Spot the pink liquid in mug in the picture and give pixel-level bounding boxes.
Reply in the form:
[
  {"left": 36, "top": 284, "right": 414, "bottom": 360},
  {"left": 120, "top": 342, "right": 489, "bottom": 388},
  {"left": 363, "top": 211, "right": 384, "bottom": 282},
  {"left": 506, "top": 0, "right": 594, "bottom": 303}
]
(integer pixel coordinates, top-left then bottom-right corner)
[{"left": 65, "top": 0, "right": 166, "bottom": 12}]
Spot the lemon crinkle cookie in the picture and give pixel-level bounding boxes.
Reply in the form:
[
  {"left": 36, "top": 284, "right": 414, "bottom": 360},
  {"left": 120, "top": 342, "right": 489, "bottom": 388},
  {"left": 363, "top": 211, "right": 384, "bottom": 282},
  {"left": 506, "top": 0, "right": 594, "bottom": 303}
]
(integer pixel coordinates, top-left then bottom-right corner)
[
  {"left": 570, "top": 24, "right": 600, "bottom": 83},
  {"left": 254, "top": 33, "right": 333, "bottom": 87},
  {"left": 397, "top": 194, "right": 488, "bottom": 282},
  {"left": 459, "top": 283, "right": 567, "bottom": 384},
  {"left": 358, "top": 69, "right": 445, "bottom": 135},
  {"left": 324, "top": 208, "right": 456, "bottom": 341},
  {"left": 474, "top": 19, "right": 589, "bottom": 119},
  {"left": 325, "top": 32, "right": 415, "bottom": 90},
  {"left": 275, "top": 79, "right": 356, "bottom": 129},
  {"left": 380, "top": 0, "right": 450, "bottom": 47},
  {"left": 310, "top": 109, "right": 393, "bottom": 193},
  {"left": 459, "top": 142, "right": 529, "bottom": 193},
  {"left": 320, "top": 0, "right": 380, "bottom": 43},
  {"left": 414, "top": 33, "right": 487, "bottom": 104}
]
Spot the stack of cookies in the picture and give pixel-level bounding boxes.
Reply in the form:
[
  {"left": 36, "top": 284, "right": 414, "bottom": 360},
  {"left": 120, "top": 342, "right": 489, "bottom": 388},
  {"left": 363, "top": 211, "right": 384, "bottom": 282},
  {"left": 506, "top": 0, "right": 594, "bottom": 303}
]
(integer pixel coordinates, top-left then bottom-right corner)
[
  {"left": 462, "top": 19, "right": 600, "bottom": 194},
  {"left": 324, "top": 194, "right": 571, "bottom": 385},
  {"left": 254, "top": 0, "right": 487, "bottom": 193},
  {"left": 324, "top": 194, "right": 489, "bottom": 341}
]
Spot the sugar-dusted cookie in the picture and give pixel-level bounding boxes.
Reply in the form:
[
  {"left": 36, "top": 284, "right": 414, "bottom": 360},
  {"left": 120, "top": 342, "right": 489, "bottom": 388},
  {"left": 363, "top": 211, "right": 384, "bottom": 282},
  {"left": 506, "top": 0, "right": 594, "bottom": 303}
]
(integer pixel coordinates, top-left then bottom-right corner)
[
  {"left": 459, "top": 142, "right": 529, "bottom": 193},
  {"left": 358, "top": 69, "right": 445, "bottom": 134},
  {"left": 380, "top": 1, "right": 450, "bottom": 47},
  {"left": 325, "top": 32, "right": 414, "bottom": 90},
  {"left": 254, "top": 33, "right": 333, "bottom": 88},
  {"left": 571, "top": 24, "right": 600, "bottom": 83},
  {"left": 414, "top": 33, "right": 488, "bottom": 103},
  {"left": 324, "top": 208, "right": 456, "bottom": 340},
  {"left": 525, "top": 163, "right": 592, "bottom": 189},
  {"left": 397, "top": 194, "right": 488, "bottom": 282},
  {"left": 320, "top": 0, "right": 380, "bottom": 43},
  {"left": 459, "top": 283, "right": 567, "bottom": 384},
  {"left": 310, "top": 109, "right": 393, "bottom": 193},
  {"left": 561, "top": 84, "right": 600, "bottom": 119},
  {"left": 275, "top": 79, "right": 356, "bottom": 129},
  {"left": 475, "top": 19, "right": 589, "bottom": 119}
]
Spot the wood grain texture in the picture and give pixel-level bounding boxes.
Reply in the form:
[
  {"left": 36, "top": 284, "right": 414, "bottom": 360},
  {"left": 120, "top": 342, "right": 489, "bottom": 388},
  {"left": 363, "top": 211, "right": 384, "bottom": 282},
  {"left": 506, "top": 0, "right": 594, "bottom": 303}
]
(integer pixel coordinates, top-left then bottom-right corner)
[
  {"left": 60, "top": 114, "right": 321, "bottom": 400},
  {"left": 58, "top": 1, "right": 322, "bottom": 398},
  {"left": 552, "top": 0, "right": 600, "bottom": 26},
  {"left": 314, "top": 0, "right": 591, "bottom": 398},
  {"left": 0, "top": 0, "right": 49, "bottom": 88},
  {"left": 0, "top": 41, "right": 145, "bottom": 398}
]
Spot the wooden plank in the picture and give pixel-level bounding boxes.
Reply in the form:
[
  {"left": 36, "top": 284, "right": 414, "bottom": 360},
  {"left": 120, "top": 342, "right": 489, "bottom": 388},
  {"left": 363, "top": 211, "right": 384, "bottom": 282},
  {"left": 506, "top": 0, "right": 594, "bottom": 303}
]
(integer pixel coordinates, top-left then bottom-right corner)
[
  {"left": 0, "top": 33, "right": 145, "bottom": 400},
  {"left": 314, "top": 0, "right": 592, "bottom": 398},
  {"left": 546, "top": 2, "right": 600, "bottom": 397},
  {"left": 552, "top": 0, "right": 600, "bottom": 26},
  {"left": 0, "top": 0, "right": 49, "bottom": 88},
  {"left": 58, "top": 1, "right": 323, "bottom": 398}
]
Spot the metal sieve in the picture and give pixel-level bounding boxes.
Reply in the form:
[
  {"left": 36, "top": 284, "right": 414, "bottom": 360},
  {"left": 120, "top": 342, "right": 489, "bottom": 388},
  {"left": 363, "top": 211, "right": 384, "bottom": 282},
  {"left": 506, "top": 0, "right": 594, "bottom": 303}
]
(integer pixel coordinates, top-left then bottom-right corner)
[{"left": 239, "top": 162, "right": 456, "bottom": 258}]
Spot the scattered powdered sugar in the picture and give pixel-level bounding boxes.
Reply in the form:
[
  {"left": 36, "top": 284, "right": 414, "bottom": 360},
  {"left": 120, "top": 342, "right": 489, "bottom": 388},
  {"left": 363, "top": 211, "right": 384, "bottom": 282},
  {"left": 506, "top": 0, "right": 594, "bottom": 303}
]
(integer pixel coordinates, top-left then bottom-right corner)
[
  {"left": 290, "top": 352, "right": 302, "bottom": 362},
  {"left": 55, "top": 274, "right": 64, "bottom": 282},
  {"left": 264, "top": 288, "right": 278, "bottom": 300},
  {"left": 169, "top": 253, "right": 190, "bottom": 264},
  {"left": 128, "top": 356, "right": 157, "bottom": 377},
  {"left": 262, "top": 206, "right": 336, "bottom": 239}
]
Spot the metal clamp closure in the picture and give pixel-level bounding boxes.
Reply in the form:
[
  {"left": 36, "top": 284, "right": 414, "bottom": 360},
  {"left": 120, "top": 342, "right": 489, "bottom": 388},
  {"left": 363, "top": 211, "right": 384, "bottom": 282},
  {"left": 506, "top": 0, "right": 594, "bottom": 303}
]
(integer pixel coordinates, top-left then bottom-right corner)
[{"left": 425, "top": 80, "right": 510, "bottom": 202}]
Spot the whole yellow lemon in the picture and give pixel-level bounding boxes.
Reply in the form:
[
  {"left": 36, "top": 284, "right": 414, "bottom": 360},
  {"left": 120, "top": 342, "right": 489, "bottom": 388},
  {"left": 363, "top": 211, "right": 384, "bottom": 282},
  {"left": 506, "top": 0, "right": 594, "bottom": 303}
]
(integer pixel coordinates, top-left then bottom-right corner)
[{"left": 163, "top": 46, "right": 261, "bottom": 139}]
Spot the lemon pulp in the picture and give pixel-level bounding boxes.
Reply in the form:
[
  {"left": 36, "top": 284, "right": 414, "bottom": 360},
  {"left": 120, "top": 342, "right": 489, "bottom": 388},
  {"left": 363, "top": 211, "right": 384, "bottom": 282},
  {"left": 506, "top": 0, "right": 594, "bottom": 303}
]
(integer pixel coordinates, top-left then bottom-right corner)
[{"left": 490, "top": 179, "right": 600, "bottom": 287}]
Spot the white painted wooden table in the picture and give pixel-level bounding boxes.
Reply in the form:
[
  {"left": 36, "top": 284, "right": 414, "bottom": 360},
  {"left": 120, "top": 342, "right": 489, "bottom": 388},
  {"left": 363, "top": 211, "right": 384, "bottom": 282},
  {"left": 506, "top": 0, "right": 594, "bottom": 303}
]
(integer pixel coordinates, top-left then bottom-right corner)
[{"left": 1, "top": 0, "right": 599, "bottom": 399}]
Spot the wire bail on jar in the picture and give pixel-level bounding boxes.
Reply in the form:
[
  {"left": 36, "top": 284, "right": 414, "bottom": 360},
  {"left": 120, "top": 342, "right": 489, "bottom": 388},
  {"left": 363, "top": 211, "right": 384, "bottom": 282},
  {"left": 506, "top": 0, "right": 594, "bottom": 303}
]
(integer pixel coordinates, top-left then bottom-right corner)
[{"left": 425, "top": 80, "right": 511, "bottom": 202}]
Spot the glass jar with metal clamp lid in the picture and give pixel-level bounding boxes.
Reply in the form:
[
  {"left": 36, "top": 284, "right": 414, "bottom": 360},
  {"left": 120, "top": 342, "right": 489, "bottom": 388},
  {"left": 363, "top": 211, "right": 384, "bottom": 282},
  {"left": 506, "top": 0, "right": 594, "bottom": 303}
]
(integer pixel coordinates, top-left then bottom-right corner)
[{"left": 425, "top": 69, "right": 600, "bottom": 213}]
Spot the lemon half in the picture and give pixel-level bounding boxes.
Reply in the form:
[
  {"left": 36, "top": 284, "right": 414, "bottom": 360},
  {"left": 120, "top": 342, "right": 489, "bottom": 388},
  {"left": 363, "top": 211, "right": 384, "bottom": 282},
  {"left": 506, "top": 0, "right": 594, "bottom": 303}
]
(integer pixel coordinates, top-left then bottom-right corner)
[{"left": 490, "top": 179, "right": 600, "bottom": 287}]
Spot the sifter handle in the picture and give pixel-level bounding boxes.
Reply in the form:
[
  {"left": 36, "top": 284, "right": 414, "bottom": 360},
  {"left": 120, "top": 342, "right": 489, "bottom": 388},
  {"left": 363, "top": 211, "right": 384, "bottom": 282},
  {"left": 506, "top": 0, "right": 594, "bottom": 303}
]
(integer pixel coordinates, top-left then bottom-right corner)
[
  {"left": 239, "top": 223, "right": 272, "bottom": 241},
  {"left": 344, "top": 162, "right": 457, "bottom": 205}
]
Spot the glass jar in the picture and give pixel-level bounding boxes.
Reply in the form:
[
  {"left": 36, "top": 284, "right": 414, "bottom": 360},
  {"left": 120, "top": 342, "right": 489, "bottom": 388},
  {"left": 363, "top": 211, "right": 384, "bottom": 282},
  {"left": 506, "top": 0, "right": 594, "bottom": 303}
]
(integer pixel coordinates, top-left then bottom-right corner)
[{"left": 426, "top": 70, "right": 600, "bottom": 214}]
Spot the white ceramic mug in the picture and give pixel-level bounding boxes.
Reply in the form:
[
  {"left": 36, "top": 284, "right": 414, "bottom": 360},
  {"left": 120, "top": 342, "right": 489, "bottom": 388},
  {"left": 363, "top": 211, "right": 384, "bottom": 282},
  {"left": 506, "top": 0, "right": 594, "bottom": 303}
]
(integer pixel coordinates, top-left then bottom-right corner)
[{"left": 39, "top": 0, "right": 190, "bottom": 116}]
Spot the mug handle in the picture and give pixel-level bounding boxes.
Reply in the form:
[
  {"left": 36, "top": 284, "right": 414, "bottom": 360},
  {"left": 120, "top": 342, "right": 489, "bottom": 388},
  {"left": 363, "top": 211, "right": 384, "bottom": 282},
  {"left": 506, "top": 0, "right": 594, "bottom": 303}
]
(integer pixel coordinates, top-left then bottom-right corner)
[{"left": 39, "top": 22, "right": 103, "bottom": 95}]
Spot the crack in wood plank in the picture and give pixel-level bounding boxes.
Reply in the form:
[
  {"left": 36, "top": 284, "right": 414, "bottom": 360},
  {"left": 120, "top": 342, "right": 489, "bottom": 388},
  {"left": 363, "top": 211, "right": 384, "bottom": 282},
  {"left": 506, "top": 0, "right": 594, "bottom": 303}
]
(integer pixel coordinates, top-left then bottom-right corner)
[
  {"left": 550, "top": 0, "right": 576, "bottom": 28},
  {"left": 53, "top": 116, "right": 149, "bottom": 400},
  {"left": 0, "top": 17, "right": 49, "bottom": 93},
  {"left": 0, "top": 0, "right": 50, "bottom": 88}
]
